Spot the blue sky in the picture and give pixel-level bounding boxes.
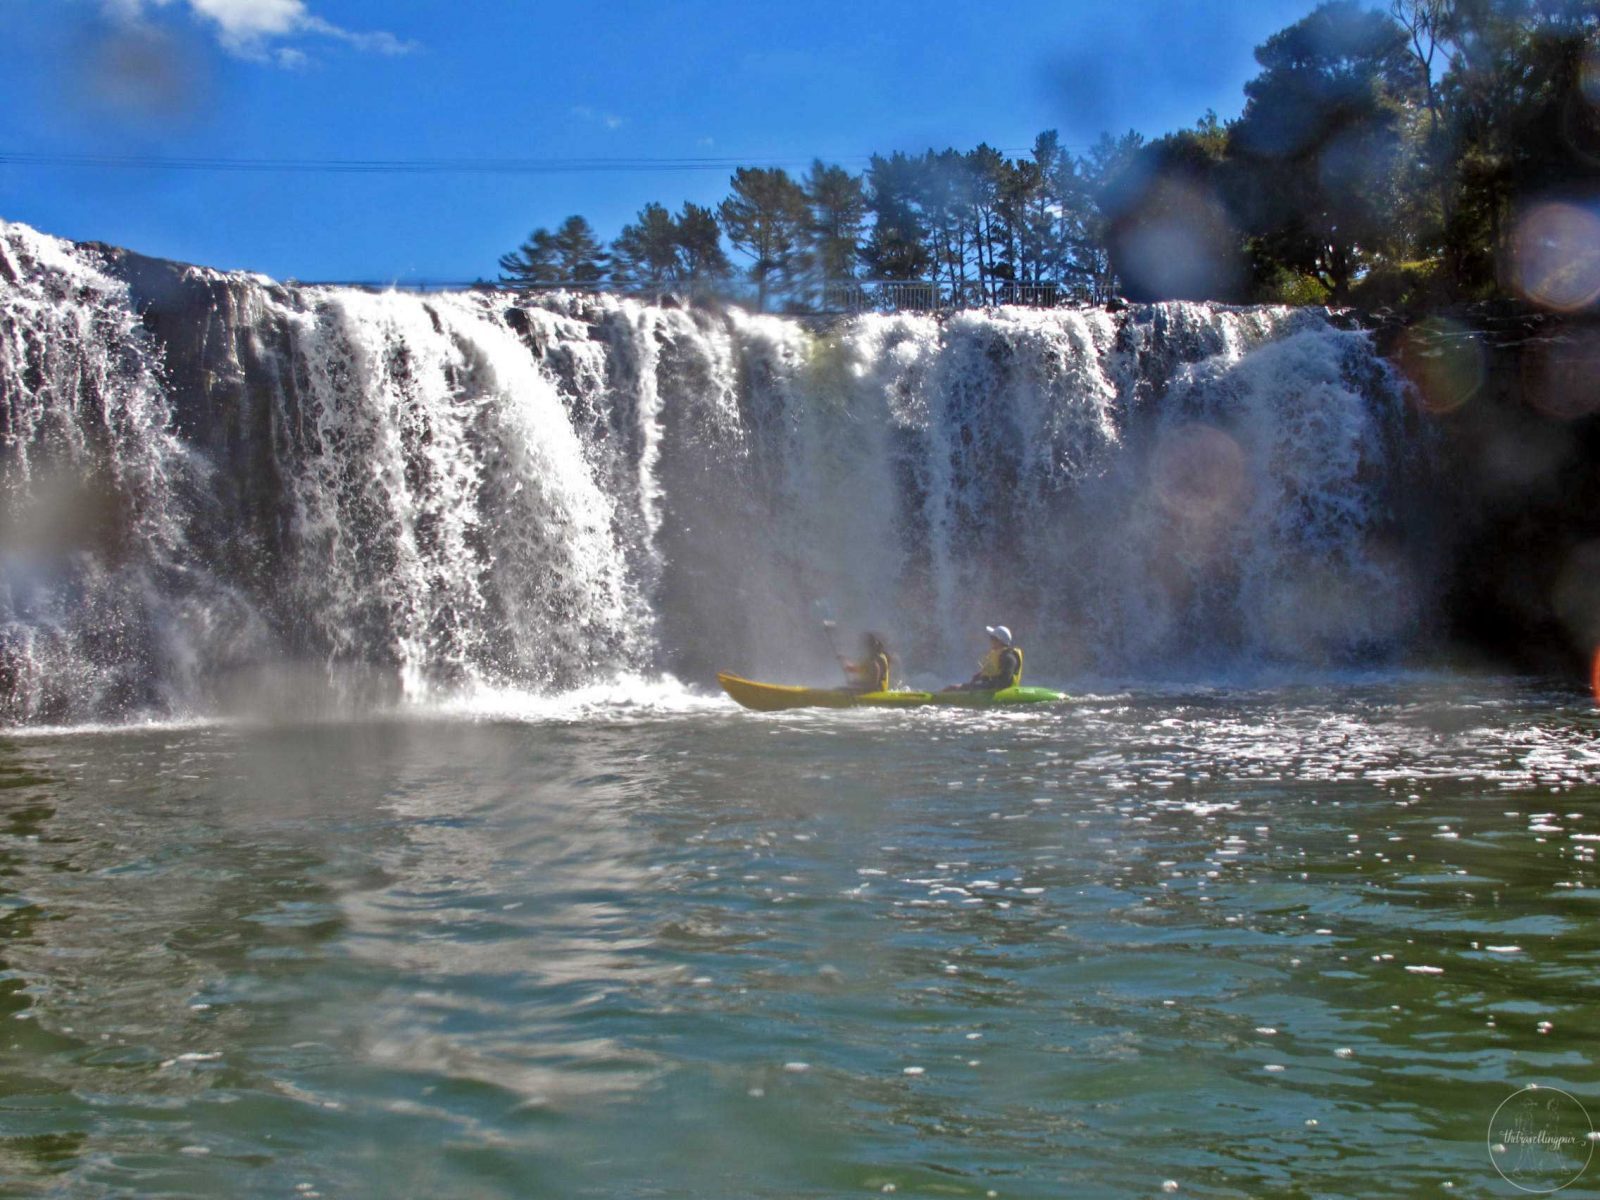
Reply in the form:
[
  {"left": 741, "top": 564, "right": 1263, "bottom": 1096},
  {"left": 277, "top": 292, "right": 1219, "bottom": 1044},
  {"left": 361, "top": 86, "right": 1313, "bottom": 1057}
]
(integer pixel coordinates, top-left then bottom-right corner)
[{"left": 1, "top": 0, "right": 1339, "bottom": 283}]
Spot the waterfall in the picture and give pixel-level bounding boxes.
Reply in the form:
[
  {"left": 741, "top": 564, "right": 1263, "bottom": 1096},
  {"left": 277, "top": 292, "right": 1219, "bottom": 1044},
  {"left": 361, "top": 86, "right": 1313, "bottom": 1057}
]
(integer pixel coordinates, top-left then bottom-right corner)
[
  {"left": 0, "top": 220, "right": 1428, "bottom": 724},
  {"left": 0, "top": 223, "right": 268, "bottom": 722}
]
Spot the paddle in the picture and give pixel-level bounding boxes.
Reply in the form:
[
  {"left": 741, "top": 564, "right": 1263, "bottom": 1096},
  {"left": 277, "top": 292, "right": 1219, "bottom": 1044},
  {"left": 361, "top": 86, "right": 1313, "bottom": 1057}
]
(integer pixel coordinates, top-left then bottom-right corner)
[{"left": 812, "top": 600, "right": 843, "bottom": 656}]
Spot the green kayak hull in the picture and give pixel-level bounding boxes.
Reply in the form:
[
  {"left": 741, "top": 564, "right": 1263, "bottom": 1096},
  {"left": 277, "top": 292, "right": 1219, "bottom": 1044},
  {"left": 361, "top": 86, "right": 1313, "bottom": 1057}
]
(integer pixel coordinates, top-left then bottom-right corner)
[
  {"left": 717, "top": 672, "right": 1066, "bottom": 712},
  {"left": 929, "top": 685, "right": 1065, "bottom": 707}
]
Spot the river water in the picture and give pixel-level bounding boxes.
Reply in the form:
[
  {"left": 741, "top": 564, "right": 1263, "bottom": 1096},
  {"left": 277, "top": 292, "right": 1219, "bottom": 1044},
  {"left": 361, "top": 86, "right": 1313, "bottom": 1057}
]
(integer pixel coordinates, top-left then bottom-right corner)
[{"left": 2, "top": 676, "right": 1596, "bottom": 1198}]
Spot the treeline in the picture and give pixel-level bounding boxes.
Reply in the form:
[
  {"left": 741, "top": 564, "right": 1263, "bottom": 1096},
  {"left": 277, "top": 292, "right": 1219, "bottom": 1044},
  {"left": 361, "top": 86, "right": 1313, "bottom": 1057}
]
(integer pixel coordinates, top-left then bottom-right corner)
[{"left": 499, "top": 0, "right": 1599, "bottom": 310}]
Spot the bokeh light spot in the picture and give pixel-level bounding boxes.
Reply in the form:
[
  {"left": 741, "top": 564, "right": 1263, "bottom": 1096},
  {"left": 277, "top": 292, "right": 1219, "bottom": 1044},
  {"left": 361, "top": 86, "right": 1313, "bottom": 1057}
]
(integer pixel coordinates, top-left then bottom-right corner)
[
  {"left": 1583, "top": 38, "right": 1600, "bottom": 108},
  {"left": 1151, "top": 424, "right": 1248, "bottom": 523},
  {"left": 1506, "top": 202, "right": 1600, "bottom": 313},
  {"left": 1396, "top": 318, "right": 1484, "bottom": 415},
  {"left": 1113, "top": 181, "right": 1243, "bottom": 301},
  {"left": 1523, "top": 327, "right": 1600, "bottom": 421}
]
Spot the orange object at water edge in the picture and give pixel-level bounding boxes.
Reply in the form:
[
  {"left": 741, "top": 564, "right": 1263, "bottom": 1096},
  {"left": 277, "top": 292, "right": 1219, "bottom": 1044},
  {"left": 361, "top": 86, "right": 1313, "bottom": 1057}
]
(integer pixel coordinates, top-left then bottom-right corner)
[{"left": 1591, "top": 647, "right": 1600, "bottom": 707}]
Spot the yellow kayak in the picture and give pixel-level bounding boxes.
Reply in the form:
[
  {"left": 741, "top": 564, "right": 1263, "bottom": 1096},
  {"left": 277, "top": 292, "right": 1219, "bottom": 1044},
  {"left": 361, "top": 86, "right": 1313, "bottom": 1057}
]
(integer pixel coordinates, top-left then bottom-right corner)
[
  {"left": 715, "top": 672, "right": 929, "bottom": 711},
  {"left": 716, "top": 672, "right": 1065, "bottom": 712}
]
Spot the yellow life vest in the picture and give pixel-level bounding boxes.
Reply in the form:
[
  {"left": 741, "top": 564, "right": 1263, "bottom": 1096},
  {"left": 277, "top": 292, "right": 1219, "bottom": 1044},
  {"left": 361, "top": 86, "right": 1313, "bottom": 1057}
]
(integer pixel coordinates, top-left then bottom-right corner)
[
  {"left": 977, "top": 645, "right": 1023, "bottom": 688},
  {"left": 871, "top": 650, "right": 890, "bottom": 691},
  {"left": 848, "top": 650, "right": 891, "bottom": 691}
]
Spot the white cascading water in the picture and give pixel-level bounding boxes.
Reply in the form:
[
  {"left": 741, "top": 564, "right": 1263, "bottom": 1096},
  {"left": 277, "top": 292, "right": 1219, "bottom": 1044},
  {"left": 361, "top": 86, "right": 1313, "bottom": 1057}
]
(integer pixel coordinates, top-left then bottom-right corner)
[
  {"left": 0, "top": 222, "right": 267, "bottom": 722},
  {"left": 0, "top": 220, "right": 1428, "bottom": 724},
  {"left": 250, "top": 287, "right": 641, "bottom": 696}
]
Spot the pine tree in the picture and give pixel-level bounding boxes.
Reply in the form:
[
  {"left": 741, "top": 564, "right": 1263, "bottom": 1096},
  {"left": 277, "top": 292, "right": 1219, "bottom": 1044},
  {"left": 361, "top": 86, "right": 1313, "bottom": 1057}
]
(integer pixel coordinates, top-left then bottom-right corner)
[
  {"left": 718, "top": 166, "right": 808, "bottom": 310},
  {"left": 498, "top": 215, "right": 607, "bottom": 291},
  {"left": 611, "top": 203, "right": 682, "bottom": 288},
  {"left": 861, "top": 153, "right": 932, "bottom": 283},
  {"left": 801, "top": 161, "right": 868, "bottom": 284},
  {"left": 549, "top": 216, "right": 608, "bottom": 288},
  {"left": 1227, "top": 0, "right": 1418, "bottom": 301},
  {"left": 498, "top": 228, "right": 561, "bottom": 289},
  {"left": 674, "top": 202, "right": 732, "bottom": 282}
]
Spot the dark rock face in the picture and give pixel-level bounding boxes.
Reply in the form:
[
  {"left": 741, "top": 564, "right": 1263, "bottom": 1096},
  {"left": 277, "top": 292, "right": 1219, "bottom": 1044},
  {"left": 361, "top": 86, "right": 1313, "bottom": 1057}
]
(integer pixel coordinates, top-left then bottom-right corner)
[
  {"left": 1375, "top": 304, "right": 1600, "bottom": 677},
  {"left": 98, "top": 245, "right": 301, "bottom": 605}
]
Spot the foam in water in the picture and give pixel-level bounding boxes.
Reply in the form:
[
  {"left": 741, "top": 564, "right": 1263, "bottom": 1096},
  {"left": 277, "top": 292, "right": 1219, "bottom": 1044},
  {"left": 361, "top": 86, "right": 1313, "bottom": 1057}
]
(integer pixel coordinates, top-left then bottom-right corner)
[{"left": 0, "top": 220, "right": 1431, "bottom": 725}]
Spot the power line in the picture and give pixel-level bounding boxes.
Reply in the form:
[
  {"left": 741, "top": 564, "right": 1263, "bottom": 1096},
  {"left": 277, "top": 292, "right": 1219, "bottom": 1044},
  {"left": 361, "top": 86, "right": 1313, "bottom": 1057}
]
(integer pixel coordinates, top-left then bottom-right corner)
[
  {"left": 0, "top": 151, "right": 820, "bottom": 174},
  {"left": 0, "top": 148, "right": 1063, "bottom": 175}
]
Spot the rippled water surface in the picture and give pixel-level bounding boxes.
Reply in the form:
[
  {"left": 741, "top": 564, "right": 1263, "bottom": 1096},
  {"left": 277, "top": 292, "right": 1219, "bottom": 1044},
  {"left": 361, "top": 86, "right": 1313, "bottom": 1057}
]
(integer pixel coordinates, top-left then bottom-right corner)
[{"left": 2, "top": 679, "right": 1598, "bottom": 1198}]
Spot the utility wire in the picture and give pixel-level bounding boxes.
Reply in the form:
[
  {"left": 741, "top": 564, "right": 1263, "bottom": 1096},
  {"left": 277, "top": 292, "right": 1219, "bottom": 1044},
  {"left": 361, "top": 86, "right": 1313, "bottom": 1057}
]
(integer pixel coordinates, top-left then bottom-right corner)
[{"left": 0, "top": 148, "right": 1055, "bottom": 174}]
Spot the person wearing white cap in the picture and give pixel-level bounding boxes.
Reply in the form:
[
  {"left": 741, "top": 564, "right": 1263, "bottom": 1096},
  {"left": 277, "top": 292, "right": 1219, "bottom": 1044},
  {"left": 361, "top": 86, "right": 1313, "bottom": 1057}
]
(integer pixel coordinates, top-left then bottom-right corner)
[{"left": 948, "top": 624, "right": 1023, "bottom": 691}]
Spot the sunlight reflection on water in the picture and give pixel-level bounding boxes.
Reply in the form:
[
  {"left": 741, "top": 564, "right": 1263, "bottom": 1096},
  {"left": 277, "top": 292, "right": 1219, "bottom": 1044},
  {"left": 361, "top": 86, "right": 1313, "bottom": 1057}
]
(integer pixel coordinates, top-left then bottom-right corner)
[{"left": 0, "top": 679, "right": 1596, "bottom": 1197}]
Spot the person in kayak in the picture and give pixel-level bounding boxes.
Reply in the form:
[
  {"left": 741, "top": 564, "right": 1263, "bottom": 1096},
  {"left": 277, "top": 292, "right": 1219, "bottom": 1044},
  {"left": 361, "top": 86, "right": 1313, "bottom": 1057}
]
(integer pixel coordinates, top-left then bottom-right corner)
[
  {"left": 948, "top": 625, "right": 1023, "bottom": 691},
  {"left": 839, "top": 632, "right": 891, "bottom": 692}
]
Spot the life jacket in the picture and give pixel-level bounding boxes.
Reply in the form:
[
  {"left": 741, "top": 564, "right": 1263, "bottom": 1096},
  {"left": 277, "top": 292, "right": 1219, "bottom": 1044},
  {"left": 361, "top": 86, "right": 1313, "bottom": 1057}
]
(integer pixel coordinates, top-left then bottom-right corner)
[
  {"left": 869, "top": 650, "right": 890, "bottom": 691},
  {"left": 978, "top": 646, "right": 1023, "bottom": 688},
  {"left": 848, "top": 650, "right": 891, "bottom": 691}
]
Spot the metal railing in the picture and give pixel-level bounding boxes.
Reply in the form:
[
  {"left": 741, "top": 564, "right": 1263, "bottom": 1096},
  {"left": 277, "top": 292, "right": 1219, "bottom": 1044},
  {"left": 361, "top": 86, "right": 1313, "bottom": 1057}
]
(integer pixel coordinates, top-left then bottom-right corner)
[
  {"left": 818, "top": 278, "right": 1086, "bottom": 314},
  {"left": 289, "top": 276, "right": 1095, "bottom": 314}
]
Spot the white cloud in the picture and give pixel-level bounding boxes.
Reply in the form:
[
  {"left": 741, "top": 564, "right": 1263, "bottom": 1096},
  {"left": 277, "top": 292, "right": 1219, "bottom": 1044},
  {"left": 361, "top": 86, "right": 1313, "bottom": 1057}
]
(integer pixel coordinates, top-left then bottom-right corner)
[
  {"left": 571, "top": 105, "right": 624, "bottom": 131},
  {"left": 189, "top": 0, "right": 304, "bottom": 43},
  {"left": 106, "top": 0, "right": 414, "bottom": 63}
]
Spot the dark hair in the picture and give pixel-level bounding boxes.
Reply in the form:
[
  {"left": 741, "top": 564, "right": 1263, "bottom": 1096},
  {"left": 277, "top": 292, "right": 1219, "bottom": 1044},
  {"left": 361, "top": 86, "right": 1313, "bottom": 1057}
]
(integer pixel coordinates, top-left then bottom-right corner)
[{"left": 865, "top": 632, "right": 887, "bottom": 655}]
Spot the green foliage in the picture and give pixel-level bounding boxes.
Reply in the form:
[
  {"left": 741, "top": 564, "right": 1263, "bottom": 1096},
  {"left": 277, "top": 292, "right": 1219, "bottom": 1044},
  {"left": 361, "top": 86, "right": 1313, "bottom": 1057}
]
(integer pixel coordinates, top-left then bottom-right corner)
[
  {"left": 1264, "top": 267, "right": 1333, "bottom": 306},
  {"left": 498, "top": 215, "right": 607, "bottom": 291},
  {"left": 674, "top": 203, "right": 732, "bottom": 282},
  {"left": 860, "top": 152, "right": 932, "bottom": 282},
  {"left": 1227, "top": 0, "right": 1419, "bottom": 302},
  {"left": 1346, "top": 258, "right": 1447, "bottom": 308},
  {"left": 802, "top": 160, "right": 868, "bottom": 284},
  {"left": 498, "top": 0, "right": 1600, "bottom": 311},
  {"left": 610, "top": 202, "right": 732, "bottom": 289},
  {"left": 611, "top": 202, "right": 682, "bottom": 287},
  {"left": 718, "top": 167, "right": 809, "bottom": 310}
]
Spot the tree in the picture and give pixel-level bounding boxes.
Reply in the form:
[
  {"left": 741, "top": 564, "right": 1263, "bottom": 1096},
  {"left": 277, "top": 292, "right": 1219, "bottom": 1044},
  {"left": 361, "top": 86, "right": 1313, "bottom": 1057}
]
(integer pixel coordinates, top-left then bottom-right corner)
[
  {"left": 860, "top": 152, "right": 932, "bottom": 283},
  {"left": 1427, "top": 0, "right": 1600, "bottom": 296},
  {"left": 673, "top": 202, "right": 732, "bottom": 282},
  {"left": 919, "top": 149, "right": 978, "bottom": 301},
  {"left": 1101, "top": 116, "right": 1245, "bottom": 302},
  {"left": 611, "top": 203, "right": 683, "bottom": 288},
  {"left": 1054, "top": 130, "right": 1142, "bottom": 302},
  {"left": 718, "top": 166, "right": 809, "bottom": 310},
  {"left": 1023, "top": 131, "right": 1068, "bottom": 288},
  {"left": 1227, "top": 0, "right": 1420, "bottom": 301},
  {"left": 801, "top": 160, "right": 868, "bottom": 284},
  {"left": 964, "top": 144, "right": 1007, "bottom": 301},
  {"left": 499, "top": 215, "right": 607, "bottom": 291}
]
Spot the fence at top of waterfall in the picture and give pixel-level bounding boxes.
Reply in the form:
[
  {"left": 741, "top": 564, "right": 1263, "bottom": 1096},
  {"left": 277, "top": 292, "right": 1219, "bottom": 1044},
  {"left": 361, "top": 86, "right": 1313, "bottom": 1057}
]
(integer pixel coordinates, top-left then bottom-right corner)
[{"left": 291, "top": 275, "right": 1106, "bottom": 314}]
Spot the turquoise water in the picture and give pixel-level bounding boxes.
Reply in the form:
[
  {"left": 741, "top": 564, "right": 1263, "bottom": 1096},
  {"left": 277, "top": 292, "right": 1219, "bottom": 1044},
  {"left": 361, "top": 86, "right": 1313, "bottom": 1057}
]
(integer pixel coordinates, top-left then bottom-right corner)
[{"left": 1, "top": 680, "right": 1597, "bottom": 1198}]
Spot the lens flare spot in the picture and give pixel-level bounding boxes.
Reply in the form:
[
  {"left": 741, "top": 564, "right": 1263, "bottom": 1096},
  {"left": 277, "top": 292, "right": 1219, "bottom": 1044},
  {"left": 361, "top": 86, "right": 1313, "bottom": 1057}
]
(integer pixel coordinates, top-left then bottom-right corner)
[
  {"left": 1506, "top": 202, "right": 1600, "bottom": 313},
  {"left": 1583, "top": 40, "right": 1600, "bottom": 108},
  {"left": 1522, "top": 327, "right": 1600, "bottom": 421},
  {"left": 1396, "top": 318, "right": 1484, "bottom": 415},
  {"left": 1151, "top": 424, "right": 1248, "bottom": 523},
  {"left": 1113, "top": 181, "right": 1242, "bottom": 301}
]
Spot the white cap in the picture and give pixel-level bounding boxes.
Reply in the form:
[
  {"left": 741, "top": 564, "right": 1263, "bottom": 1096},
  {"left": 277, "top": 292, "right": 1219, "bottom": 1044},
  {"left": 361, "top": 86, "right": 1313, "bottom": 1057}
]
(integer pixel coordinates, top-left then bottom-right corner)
[{"left": 985, "top": 624, "right": 1013, "bottom": 646}]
